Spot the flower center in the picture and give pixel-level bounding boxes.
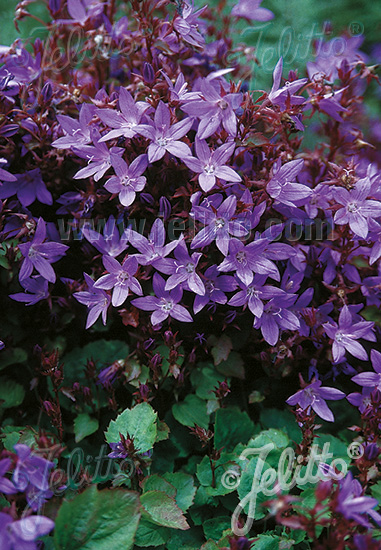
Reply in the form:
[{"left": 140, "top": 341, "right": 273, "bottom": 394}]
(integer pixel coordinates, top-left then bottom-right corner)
[
  {"left": 121, "top": 175, "right": 131, "bottom": 187},
  {"left": 117, "top": 271, "right": 130, "bottom": 283},
  {"left": 160, "top": 298, "right": 173, "bottom": 312},
  {"left": 215, "top": 217, "right": 225, "bottom": 229},
  {"left": 235, "top": 251, "right": 246, "bottom": 264},
  {"left": 157, "top": 137, "right": 168, "bottom": 147},
  {"left": 185, "top": 262, "right": 195, "bottom": 273},
  {"left": 205, "top": 280, "right": 215, "bottom": 292},
  {"left": 347, "top": 202, "right": 358, "bottom": 213},
  {"left": 217, "top": 99, "right": 228, "bottom": 110},
  {"left": 335, "top": 331, "right": 343, "bottom": 342},
  {"left": 247, "top": 286, "right": 259, "bottom": 298},
  {"left": 204, "top": 163, "right": 215, "bottom": 175}
]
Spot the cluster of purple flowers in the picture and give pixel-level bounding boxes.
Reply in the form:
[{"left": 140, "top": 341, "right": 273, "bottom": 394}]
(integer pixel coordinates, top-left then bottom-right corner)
[{"left": 1, "top": 0, "right": 381, "bottom": 545}]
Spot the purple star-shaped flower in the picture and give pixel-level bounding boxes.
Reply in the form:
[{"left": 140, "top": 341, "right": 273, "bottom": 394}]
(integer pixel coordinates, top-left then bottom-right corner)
[
  {"left": 82, "top": 215, "right": 129, "bottom": 257},
  {"left": 228, "top": 274, "right": 286, "bottom": 318},
  {"left": 104, "top": 154, "right": 147, "bottom": 206},
  {"left": 94, "top": 255, "right": 142, "bottom": 307},
  {"left": 232, "top": 0, "right": 274, "bottom": 21},
  {"left": 10, "top": 276, "right": 49, "bottom": 306},
  {"left": 173, "top": 2, "right": 207, "bottom": 48},
  {"left": 183, "top": 138, "right": 241, "bottom": 192},
  {"left": 162, "top": 71, "right": 201, "bottom": 103},
  {"left": 155, "top": 239, "right": 205, "bottom": 295},
  {"left": 74, "top": 272, "right": 111, "bottom": 328},
  {"left": 367, "top": 219, "right": 381, "bottom": 265},
  {"left": 333, "top": 178, "right": 381, "bottom": 239},
  {"left": 12, "top": 444, "right": 54, "bottom": 511},
  {"left": 128, "top": 218, "right": 180, "bottom": 266},
  {"left": 191, "top": 195, "right": 248, "bottom": 256},
  {"left": 0, "top": 512, "right": 55, "bottom": 550},
  {"left": 193, "top": 265, "right": 237, "bottom": 314},
  {"left": 18, "top": 218, "right": 69, "bottom": 283},
  {"left": 218, "top": 237, "right": 280, "bottom": 286},
  {"left": 131, "top": 273, "right": 193, "bottom": 325},
  {"left": 52, "top": 103, "right": 94, "bottom": 149},
  {"left": 253, "top": 293, "right": 300, "bottom": 345},
  {"left": 0, "top": 168, "right": 52, "bottom": 207},
  {"left": 335, "top": 472, "right": 381, "bottom": 528},
  {"left": 97, "top": 87, "right": 149, "bottom": 142},
  {"left": 72, "top": 130, "right": 124, "bottom": 182},
  {"left": 286, "top": 378, "right": 345, "bottom": 422},
  {"left": 347, "top": 386, "right": 372, "bottom": 413},
  {"left": 0, "top": 159, "right": 16, "bottom": 183},
  {"left": 182, "top": 79, "right": 242, "bottom": 139},
  {"left": 267, "top": 159, "right": 312, "bottom": 207},
  {"left": 305, "top": 87, "right": 348, "bottom": 122},
  {"left": 268, "top": 57, "right": 308, "bottom": 110},
  {"left": 0, "top": 458, "right": 16, "bottom": 495},
  {"left": 56, "top": 0, "right": 103, "bottom": 25},
  {"left": 323, "top": 305, "right": 375, "bottom": 363},
  {"left": 351, "top": 349, "right": 381, "bottom": 391},
  {"left": 136, "top": 101, "right": 192, "bottom": 162}
]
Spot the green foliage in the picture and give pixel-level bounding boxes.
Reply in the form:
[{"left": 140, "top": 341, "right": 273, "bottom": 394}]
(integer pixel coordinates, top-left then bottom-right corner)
[
  {"left": 140, "top": 491, "right": 190, "bottom": 530},
  {"left": 105, "top": 402, "right": 158, "bottom": 453},
  {"left": 54, "top": 486, "right": 141, "bottom": 550},
  {"left": 172, "top": 394, "right": 210, "bottom": 429},
  {"left": 214, "top": 407, "right": 256, "bottom": 452},
  {"left": 74, "top": 413, "right": 99, "bottom": 443},
  {"left": 0, "top": 377, "right": 25, "bottom": 409}
]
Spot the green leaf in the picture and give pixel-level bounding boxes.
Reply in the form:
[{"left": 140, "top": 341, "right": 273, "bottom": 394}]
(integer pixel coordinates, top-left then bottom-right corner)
[
  {"left": 260, "top": 408, "right": 301, "bottom": 443},
  {"left": 1, "top": 426, "right": 37, "bottom": 451},
  {"left": 252, "top": 534, "right": 280, "bottom": 549},
  {"left": 214, "top": 407, "right": 255, "bottom": 452},
  {"left": 135, "top": 519, "right": 170, "bottom": 547},
  {"left": 0, "top": 348, "right": 27, "bottom": 370},
  {"left": 163, "top": 472, "right": 196, "bottom": 511},
  {"left": 54, "top": 485, "right": 140, "bottom": 550},
  {"left": 156, "top": 420, "right": 170, "bottom": 442},
  {"left": 62, "top": 340, "right": 129, "bottom": 386},
  {"left": 215, "top": 352, "right": 245, "bottom": 379},
  {"left": 142, "top": 475, "right": 177, "bottom": 499},
  {"left": 0, "top": 377, "right": 25, "bottom": 409},
  {"left": 203, "top": 517, "right": 232, "bottom": 541},
  {"left": 172, "top": 395, "right": 209, "bottom": 429},
  {"left": 166, "top": 529, "right": 204, "bottom": 550},
  {"left": 200, "top": 541, "right": 219, "bottom": 550},
  {"left": 249, "top": 429, "right": 289, "bottom": 450},
  {"left": 105, "top": 402, "right": 157, "bottom": 453},
  {"left": 237, "top": 457, "right": 274, "bottom": 520},
  {"left": 190, "top": 364, "right": 227, "bottom": 401},
  {"left": 371, "top": 481, "right": 381, "bottom": 505},
  {"left": 140, "top": 491, "right": 189, "bottom": 530},
  {"left": 211, "top": 335, "right": 232, "bottom": 365},
  {"left": 74, "top": 414, "right": 99, "bottom": 443},
  {"left": 196, "top": 452, "right": 240, "bottom": 497}
]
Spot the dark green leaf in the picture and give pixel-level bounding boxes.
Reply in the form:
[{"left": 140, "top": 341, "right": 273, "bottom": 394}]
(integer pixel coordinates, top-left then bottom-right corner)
[
  {"left": 140, "top": 491, "right": 189, "bottom": 530},
  {"left": 105, "top": 402, "right": 157, "bottom": 453},
  {"left": 172, "top": 395, "right": 209, "bottom": 429},
  {"left": 54, "top": 485, "right": 140, "bottom": 550}
]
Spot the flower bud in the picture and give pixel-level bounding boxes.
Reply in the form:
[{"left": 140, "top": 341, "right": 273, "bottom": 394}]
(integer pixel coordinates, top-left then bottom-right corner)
[
  {"left": 143, "top": 62, "right": 155, "bottom": 85},
  {"left": 159, "top": 196, "right": 171, "bottom": 220}
]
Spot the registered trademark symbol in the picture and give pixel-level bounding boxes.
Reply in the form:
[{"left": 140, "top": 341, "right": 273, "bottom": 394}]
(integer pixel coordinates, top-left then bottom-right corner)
[
  {"left": 348, "top": 21, "right": 364, "bottom": 36},
  {"left": 347, "top": 441, "right": 364, "bottom": 459}
]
